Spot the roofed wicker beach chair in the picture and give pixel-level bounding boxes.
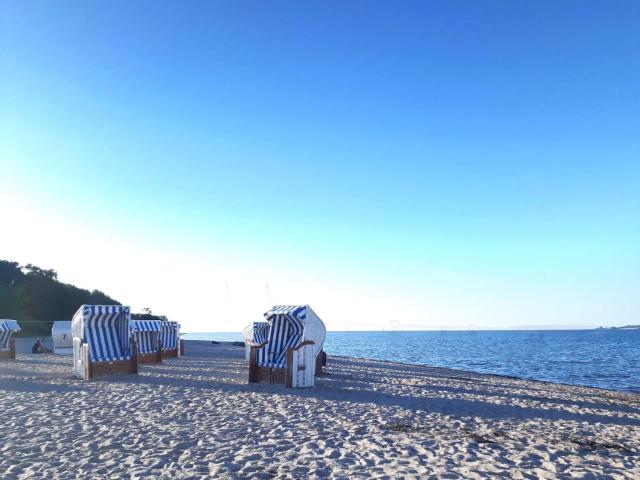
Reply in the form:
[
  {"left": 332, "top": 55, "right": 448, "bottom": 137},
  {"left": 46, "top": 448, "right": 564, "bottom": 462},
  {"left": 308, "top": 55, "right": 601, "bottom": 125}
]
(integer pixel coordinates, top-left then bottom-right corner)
[
  {"left": 160, "top": 320, "right": 183, "bottom": 358},
  {"left": 129, "top": 320, "right": 162, "bottom": 364},
  {"left": 0, "top": 319, "right": 21, "bottom": 361},
  {"left": 72, "top": 305, "right": 138, "bottom": 379},
  {"left": 242, "top": 321, "right": 269, "bottom": 361},
  {"left": 51, "top": 320, "right": 72, "bottom": 355},
  {"left": 248, "top": 305, "right": 326, "bottom": 388}
]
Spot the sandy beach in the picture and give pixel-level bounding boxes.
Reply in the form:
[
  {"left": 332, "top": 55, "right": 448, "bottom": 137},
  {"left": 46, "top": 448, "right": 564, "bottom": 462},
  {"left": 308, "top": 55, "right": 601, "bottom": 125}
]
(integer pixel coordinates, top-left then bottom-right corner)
[{"left": 0, "top": 340, "right": 639, "bottom": 479}]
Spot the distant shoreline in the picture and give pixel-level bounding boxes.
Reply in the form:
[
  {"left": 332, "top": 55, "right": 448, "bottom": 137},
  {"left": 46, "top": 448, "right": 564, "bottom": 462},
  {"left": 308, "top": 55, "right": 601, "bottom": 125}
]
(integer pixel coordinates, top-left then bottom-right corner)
[
  {"left": 596, "top": 325, "right": 640, "bottom": 330},
  {"left": 183, "top": 327, "right": 640, "bottom": 334}
]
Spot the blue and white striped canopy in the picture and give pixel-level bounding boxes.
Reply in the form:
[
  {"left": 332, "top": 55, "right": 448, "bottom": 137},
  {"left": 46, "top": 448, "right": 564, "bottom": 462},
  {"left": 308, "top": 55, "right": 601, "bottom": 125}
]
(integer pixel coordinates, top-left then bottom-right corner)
[
  {"left": 77, "top": 305, "right": 131, "bottom": 362},
  {"left": 264, "top": 305, "right": 307, "bottom": 322},
  {"left": 79, "top": 304, "right": 130, "bottom": 319},
  {"left": 0, "top": 319, "right": 21, "bottom": 332},
  {"left": 129, "top": 320, "right": 162, "bottom": 332}
]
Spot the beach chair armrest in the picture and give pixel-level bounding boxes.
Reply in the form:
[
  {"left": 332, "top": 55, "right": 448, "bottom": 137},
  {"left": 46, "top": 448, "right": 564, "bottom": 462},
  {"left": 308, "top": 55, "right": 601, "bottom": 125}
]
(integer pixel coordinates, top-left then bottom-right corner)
[
  {"left": 248, "top": 340, "right": 269, "bottom": 348},
  {"left": 291, "top": 340, "right": 315, "bottom": 352}
]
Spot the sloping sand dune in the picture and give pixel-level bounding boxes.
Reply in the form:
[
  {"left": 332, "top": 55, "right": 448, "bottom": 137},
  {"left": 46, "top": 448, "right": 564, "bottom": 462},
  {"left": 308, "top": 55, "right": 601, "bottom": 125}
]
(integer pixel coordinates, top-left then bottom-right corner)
[{"left": 1, "top": 341, "right": 639, "bottom": 479}]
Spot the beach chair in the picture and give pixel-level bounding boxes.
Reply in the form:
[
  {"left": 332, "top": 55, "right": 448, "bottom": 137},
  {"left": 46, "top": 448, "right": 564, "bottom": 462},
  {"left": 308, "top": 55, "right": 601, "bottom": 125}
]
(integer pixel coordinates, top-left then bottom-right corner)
[
  {"left": 129, "top": 320, "right": 162, "bottom": 364},
  {"left": 0, "top": 319, "right": 21, "bottom": 360},
  {"left": 71, "top": 305, "right": 137, "bottom": 379},
  {"left": 51, "top": 320, "right": 72, "bottom": 355},
  {"left": 242, "top": 321, "right": 269, "bottom": 361},
  {"left": 160, "top": 320, "right": 183, "bottom": 358},
  {"left": 248, "top": 305, "right": 326, "bottom": 388}
]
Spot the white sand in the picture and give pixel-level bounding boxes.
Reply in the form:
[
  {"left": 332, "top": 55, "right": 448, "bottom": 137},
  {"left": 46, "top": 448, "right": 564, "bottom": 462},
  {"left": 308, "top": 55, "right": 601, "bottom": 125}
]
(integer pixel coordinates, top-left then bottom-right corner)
[{"left": 1, "top": 340, "right": 639, "bottom": 479}]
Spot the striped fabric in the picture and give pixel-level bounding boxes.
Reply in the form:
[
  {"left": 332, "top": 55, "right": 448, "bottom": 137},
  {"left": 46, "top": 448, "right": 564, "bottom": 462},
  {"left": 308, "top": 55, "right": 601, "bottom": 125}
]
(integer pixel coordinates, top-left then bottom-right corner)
[
  {"left": 0, "top": 332, "right": 11, "bottom": 350},
  {"left": 81, "top": 305, "right": 131, "bottom": 362},
  {"left": 253, "top": 322, "right": 269, "bottom": 343},
  {"left": 160, "top": 321, "right": 180, "bottom": 350},
  {"left": 129, "top": 320, "right": 162, "bottom": 354},
  {"left": 0, "top": 319, "right": 21, "bottom": 331},
  {"left": 0, "top": 319, "right": 21, "bottom": 350},
  {"left": 129, "top": 320, "right": 162, "bottom": 332},
  {"left": 265, "top": 305, "right": 308, "bottom": 321},
  {"left": 259, "top": 306, "right": 305, "bottom": 368},
  {"left": 253, "top": 321, "right": 270, "bottom": 365}
]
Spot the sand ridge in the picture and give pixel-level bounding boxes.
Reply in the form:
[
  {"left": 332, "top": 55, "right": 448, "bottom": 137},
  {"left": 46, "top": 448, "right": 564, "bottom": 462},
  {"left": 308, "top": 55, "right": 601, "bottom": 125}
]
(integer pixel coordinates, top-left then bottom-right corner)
[{"left": 0, "top": 341, "right": 639, "bottom": 479}]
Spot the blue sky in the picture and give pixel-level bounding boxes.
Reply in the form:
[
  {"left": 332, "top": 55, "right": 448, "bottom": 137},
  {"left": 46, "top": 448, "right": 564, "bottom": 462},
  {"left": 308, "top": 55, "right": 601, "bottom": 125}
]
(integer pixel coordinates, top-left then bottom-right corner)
[{"left": 1, "top": 1, "right": 639, "bottom": 330}]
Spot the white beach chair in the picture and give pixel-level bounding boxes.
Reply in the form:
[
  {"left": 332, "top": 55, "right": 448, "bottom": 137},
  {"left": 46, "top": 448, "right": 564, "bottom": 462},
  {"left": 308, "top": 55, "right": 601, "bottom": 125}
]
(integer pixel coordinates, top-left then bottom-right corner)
[
  {"left": 248, "top": 305, "right": 326, "bottom": 388},
  {"left": 71, "top": 305, "right": 138, "bottom": 379},
  {"left": 0, "top": 319, "right": 21, "bottom": 360},
  {"left": 51, "top": 320, "right": 72, "bottom": 355}
]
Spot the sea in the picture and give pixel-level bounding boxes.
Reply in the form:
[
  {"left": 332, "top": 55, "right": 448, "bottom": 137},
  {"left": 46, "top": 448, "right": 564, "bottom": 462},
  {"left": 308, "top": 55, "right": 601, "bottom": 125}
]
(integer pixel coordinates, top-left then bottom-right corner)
[{"left": 183, "top": 329, "right": 640, "bottom": 393}]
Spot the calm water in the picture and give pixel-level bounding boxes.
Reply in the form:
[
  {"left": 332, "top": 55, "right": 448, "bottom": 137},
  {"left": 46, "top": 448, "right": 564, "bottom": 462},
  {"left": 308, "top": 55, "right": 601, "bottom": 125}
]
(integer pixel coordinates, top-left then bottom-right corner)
[{"left": 183, "top": 329, "right": 640, "bottom": 392}]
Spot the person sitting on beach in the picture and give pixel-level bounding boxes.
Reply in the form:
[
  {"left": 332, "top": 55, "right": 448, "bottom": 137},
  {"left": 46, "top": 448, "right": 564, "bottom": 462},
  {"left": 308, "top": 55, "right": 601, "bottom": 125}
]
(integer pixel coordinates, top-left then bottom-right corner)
[{"left": 32, "top": 339, "right": 50, "bottom": 354}]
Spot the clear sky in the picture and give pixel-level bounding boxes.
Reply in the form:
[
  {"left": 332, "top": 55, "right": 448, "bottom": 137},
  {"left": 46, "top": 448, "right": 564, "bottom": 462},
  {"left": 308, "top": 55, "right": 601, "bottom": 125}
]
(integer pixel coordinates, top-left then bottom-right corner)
[{"left": 1, "top": 1, "right": 639, "bottom": 331}]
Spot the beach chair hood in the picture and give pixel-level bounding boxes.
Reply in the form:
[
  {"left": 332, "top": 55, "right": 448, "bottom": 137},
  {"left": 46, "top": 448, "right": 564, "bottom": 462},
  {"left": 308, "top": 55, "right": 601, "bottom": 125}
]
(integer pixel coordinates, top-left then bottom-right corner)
[{"left": 0, "top": 319, "right": 21, "bottom": 350}]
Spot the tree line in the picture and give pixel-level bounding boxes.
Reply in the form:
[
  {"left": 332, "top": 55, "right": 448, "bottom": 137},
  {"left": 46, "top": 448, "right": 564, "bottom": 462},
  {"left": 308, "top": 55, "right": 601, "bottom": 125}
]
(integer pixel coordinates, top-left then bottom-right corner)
[{"left": 0, "top": 260, "right": 160, "bottom": 336}]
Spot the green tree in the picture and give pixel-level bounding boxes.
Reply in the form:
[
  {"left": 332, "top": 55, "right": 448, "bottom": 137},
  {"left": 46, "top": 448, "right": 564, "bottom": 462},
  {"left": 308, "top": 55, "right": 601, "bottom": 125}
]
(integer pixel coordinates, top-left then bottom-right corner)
[
  {"left": 0, "top": 259, "right": 123, "bottom": 336},
  {"left": 0, "top": 284, "right": 30, "bottom": 321}
]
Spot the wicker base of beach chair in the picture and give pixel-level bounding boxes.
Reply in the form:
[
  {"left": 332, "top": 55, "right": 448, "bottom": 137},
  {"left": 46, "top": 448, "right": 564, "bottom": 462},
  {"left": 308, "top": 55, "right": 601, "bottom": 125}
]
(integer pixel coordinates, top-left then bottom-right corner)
[
  {"left": 137, "top": 344, "right": 162, "bottom": 364},
  {"left": 0, "top": 338, "right": 16, "bottom": 361},
  {"left": 81, "top": 338, "right": 139, "bottom": 379},
  {"left": 249, "top": 341, "right": 315, "bottom": 387},
  {"left": 161, "top": 339, "right": 184, "bottom": 359},
  {"left": 315, "top": 349, "right": 327, "bottom": 375},
  {"left": 248, "top": 364, "right": 288, "bottom": 386},
  {"left": 89, "top": 358, "right": 139, "bottom": 377},
  {"left": 161, "top": 348, "right": 178, "bottom": 358}
]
